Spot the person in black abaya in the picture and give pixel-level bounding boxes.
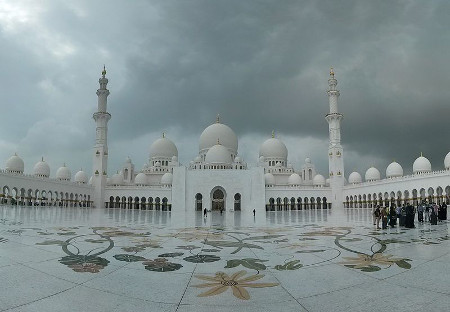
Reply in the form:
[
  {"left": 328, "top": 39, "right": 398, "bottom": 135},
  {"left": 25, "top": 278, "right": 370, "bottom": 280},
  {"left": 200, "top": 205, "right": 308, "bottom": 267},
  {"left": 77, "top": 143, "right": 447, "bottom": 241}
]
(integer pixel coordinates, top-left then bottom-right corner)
[
  {"left": 389, "top": 205, "right": 397, "bottom": 227},
  {"left": 405, "top": 204, "right": 415, "bottom": 228}
]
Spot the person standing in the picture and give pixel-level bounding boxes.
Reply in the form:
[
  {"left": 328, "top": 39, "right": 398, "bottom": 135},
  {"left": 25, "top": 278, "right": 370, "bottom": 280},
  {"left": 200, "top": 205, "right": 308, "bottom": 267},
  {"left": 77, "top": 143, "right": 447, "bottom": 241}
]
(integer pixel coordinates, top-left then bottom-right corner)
[
  {"left": 253, "top": 209, "right": 256, "bottom": 217},
  {"left": 417, "top": 202, "right": 424, "bottom": 222},
  {"left": 442, "top": 202, "right": 447, "bottom": 220},
  {"left": 389, "top": 205, "right": 397, "bottom": 227},
  {"left": 381, "top": 207, "right": 388, "bottom": 229},
  {"left": 203, "top": 208, "right": 207, "bottom": 217}
]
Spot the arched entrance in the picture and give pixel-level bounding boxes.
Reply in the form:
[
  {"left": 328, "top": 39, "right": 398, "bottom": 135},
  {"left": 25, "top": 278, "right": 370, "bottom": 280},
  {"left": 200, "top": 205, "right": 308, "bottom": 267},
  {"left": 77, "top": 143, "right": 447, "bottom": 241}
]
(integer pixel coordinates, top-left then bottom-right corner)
[{"left": 211, "top": 187, "right": 226, "bottom": 211}]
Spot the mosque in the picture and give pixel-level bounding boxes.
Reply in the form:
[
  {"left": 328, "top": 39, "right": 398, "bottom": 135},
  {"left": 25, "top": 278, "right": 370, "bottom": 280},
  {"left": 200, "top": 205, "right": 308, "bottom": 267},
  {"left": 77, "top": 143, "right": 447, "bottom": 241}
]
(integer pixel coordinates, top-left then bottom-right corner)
[{"left": 1, "top": 68, "right": 449, "bottom": 212}]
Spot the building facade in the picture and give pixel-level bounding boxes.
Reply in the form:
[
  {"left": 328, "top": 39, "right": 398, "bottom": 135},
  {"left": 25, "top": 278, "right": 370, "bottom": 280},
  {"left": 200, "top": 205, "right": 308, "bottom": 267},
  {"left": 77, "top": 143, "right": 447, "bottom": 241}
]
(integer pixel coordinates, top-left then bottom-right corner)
[{"left": 1, "top": 69, "right": 449, "bottom": 212}]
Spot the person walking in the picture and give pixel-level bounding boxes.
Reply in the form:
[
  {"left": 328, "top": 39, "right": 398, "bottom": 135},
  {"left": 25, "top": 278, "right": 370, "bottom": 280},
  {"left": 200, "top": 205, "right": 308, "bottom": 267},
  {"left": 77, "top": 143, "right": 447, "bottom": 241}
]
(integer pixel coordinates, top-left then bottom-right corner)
[
  {"left": 203, "top": 208, "right": 207, "bottom": 217},
  {"left": 374, "top": 206, "right": 381, "bottom": 229},
  {"left": 253, "top": 209, "right": 256, "bottom": 217}
]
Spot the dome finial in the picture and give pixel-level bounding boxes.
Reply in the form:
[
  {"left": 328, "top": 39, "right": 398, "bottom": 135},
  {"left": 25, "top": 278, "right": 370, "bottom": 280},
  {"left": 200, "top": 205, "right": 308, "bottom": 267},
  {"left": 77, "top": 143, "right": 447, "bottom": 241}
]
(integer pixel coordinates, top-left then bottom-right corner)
[
  {"left": 216, "top": 114, "right": 220, "bottom": 123},
  {"left": 41, "top": 156, "right": 44, "bottom": 162},
  {"left": 420, "top": 152, "right": 423, "bottom": 157},
  {"left": 217, "top": 138, "right": 220, "bottom": 145},
  {"left": 330, "top": 67, "right": 334, "bottom": 77},
  {"left": 102, "top": 65, "right": 106, "bottom": 78},
  {"left": 162, "top": 132, "right": 165, "bottom": 138},
  {"left": 272, "top": 130, "right": 275, "bottom": 138}
]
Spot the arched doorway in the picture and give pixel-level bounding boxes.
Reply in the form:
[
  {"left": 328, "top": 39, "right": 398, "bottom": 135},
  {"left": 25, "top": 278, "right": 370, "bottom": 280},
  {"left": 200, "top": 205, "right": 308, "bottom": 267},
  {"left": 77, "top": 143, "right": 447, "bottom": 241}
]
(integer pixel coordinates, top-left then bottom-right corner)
[
  {"left": 211, "top": 187, "right": 226, "bottom": 211},
  {"left": 195, "top": 193, "right": 203, "bottom": 211},
  {"left": 234, "top": 193, "right": 241, "bottom": 211}
]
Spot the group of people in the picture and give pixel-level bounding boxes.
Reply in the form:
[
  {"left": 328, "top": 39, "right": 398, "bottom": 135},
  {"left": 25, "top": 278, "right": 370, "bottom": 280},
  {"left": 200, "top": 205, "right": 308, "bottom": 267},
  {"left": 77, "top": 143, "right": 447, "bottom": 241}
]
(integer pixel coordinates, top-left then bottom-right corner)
[
  {"left": 373, "top": 202, "right": 447, "bottom": 229},
  {"left": 417, "top": 202, "right": 447, "bottom": 224}
]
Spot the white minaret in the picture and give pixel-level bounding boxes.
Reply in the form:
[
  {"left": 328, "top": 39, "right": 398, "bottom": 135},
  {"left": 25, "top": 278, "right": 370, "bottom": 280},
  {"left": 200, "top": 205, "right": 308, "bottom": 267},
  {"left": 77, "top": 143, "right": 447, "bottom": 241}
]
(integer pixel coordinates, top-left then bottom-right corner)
[
  {"left": 92, "top": 66, "right": 111, "bottom": 208},
  {"left": 326, "top": 68, "right": 344, "bottom": 208}
]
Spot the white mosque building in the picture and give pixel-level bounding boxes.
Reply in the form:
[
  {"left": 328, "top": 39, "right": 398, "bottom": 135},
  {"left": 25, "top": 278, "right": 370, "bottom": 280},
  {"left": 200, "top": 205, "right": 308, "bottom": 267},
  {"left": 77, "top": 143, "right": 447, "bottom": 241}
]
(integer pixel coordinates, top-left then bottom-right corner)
[{"left": 1, "top": 68, "right": 449, "bottom": 212}]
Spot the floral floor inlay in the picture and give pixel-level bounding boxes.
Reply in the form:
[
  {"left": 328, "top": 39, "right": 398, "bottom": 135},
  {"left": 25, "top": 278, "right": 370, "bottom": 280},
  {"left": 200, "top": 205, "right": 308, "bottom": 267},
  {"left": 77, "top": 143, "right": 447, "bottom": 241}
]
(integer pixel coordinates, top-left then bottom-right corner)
[{"left": 1, "top": 207, "right": 449, "bottom": 311}]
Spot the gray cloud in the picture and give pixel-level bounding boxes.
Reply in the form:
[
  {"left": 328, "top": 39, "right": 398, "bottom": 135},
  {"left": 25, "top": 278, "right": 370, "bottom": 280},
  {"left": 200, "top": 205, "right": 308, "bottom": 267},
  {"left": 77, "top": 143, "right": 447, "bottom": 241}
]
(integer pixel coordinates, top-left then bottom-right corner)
[{"left": 0, "top": 0, "right": 449, "bottom": 178}]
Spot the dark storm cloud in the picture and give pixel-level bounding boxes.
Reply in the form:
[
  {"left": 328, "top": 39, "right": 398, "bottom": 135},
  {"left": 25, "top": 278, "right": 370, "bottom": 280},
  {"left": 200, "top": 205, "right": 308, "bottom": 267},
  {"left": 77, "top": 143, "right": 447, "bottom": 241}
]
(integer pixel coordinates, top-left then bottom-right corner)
[{"left": 0, "top": 0, "right": 449, "bottom": 177}]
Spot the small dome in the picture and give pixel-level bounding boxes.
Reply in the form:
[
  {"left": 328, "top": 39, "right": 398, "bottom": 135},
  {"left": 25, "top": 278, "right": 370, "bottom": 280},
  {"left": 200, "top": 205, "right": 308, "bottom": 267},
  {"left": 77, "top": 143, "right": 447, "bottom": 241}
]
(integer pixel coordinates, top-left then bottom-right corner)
[
  {"left": 288, "top": 173, "right": 302, "bottom": 185},
  {"left": 413, "top": 155, "right": 431, "bottom": 174},
  {"left": 199, "top": 121, "right": 238, "bottom": 154},
  {"left": 56, "top": 164, "right": 71, "bottom": 181},
  {"left": 135, "top": 172, "right": 148, "bottom": 185},
  {"left": 259, "top": 137, "right": 288, "bottom": 160},
  {"left": 88, "top": 176, "right": 93, "bottom": 185},
  {"left": 5, "top": 153, "right": 24, "bottom": 174},
  {"left": 150, "top": 136, "right": 178, "bottom": 159},
  {"left": 161, "top": 172, "right": 173, "bottom": 185},
  {"left": 125, "top": 156, "right": 132, "bottom": 164},
  {"left": 111, "top": 172, "right": 123, "bottom": 185},
  {"left": 171, "top": 155, "right": 178, "bottom": 162},
  {"left": 386, "top": 161, "right": 403, "bottom": 178},
  {"left": 445, "top": 152, "right": 450, "bottom": 170},
  {"left": 348, "top": 172, "right": 362, "bottom": 184},
  {"left": 305, "top": 157, "right": 311, "bottom": 164},
  {"left": 275, "top": 162, "right": 282, "bottom": 168},
  {"left": 143, "top": 163, "right": 148, "bottom": 169},
  {"left": 155, "top": 161, "right": 161, "bottom": 167},
  {"left": 365, "top": 167, "right": 381, "bottom": 182},
  {"left": 33, "top": 158, "right": 50, "bottom": 178},
  {"left": 205, "top": 144, "right": 232, "bottom": 164},
  {"left": 234, "top": 156, "right": 241, "bottom": 163},
  {"left": 325, "top": 178, "right": 330, "bottom": 186},
  {"left": 74, "top": 169, "right": 88, "bottom": 184},
  {"left": 194, "top": 156, "right": 201, "bottom": 162},
  {"left": 259, "top": 156, "right": 265, "bottom": 162},
  {"left": 264, "top": 172, "right": 275, "bottom": 185},
  {"left": 313, "top": 174, "right": 326, "bottom": 186}
]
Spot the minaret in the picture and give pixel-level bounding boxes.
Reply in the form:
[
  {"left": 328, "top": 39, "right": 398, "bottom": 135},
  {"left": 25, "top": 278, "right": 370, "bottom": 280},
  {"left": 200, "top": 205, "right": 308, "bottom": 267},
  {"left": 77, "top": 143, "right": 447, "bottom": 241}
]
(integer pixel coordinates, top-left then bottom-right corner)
[
  {"left": 92, "top": 66, "right": 111, "bottom": 208},
  {"left": 326, "top": 68, "right": 344, "bottom": 208}
]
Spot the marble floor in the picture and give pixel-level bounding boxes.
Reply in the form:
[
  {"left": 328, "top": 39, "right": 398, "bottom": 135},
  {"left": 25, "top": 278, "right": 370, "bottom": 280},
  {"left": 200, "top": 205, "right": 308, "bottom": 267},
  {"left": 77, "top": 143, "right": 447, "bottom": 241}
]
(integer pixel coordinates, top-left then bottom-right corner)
[{"left": 0, "top": 206, "right": 449, "bottom": 312}]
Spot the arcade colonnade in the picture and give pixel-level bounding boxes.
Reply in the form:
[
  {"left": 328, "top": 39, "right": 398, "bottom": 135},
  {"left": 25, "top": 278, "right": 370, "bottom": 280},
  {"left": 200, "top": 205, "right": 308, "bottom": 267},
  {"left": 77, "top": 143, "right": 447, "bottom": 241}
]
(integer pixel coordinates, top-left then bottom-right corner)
[
  {"left": 1, "top": 184, "right": 92, "bottom": 207},
  {"left": 344, "top": 185, "right": 450, "bottom": 208},
  {"left": 266, "top": 196, "right": 329, "bottom": 211}
]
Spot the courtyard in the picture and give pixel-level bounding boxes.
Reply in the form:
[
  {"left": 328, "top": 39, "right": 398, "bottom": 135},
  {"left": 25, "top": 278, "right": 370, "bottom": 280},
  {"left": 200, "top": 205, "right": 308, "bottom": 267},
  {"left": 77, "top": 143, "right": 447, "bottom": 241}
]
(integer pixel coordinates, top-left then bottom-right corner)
[{"left": 0, "top": 206, "right": 449, "bottom": 312}]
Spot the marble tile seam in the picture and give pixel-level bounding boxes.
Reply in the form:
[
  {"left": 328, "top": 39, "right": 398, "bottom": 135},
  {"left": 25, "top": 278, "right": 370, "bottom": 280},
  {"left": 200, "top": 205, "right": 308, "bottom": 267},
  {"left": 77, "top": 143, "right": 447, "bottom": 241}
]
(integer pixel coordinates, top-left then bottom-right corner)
[
  {"left": 0, "top": 282, "right": 79, "bottom": 312},
  {"left": 174, "top": 234, "right": 211, "bottom": 311},
  {"left": 80, "top": 283, "right": 185, "bottom": 306},
  {"left": 246, "top": 243, "right": 311, "bottom": 312}
]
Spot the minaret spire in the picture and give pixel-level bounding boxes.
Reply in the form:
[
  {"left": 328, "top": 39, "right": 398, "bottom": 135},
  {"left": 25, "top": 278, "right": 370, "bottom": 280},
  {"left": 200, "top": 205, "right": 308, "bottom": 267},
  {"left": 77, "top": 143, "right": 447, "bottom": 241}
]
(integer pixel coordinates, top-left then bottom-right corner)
[
  {"left": 326, "top": 68, "right": 344, "bottom": 208},
  {"left": 92, "top": 66, "right": 111, "bottom": 208}
]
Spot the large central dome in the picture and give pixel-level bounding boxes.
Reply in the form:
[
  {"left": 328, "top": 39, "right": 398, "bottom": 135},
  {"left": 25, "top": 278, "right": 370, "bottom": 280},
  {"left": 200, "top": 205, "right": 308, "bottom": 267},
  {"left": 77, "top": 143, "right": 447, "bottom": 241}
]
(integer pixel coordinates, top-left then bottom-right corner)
[{"left": 199, "top": 118, "right": 238, "bottom": 154}]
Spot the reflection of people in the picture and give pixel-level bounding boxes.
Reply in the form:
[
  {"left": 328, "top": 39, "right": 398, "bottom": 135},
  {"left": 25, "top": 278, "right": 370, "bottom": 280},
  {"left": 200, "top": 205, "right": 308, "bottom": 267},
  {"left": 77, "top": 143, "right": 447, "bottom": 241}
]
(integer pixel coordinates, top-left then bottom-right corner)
[
  {"left": 253, "top": 209, "right": 256, "bottom": 217},
  {"left": 203, "top": 208, "right": 207, "bottom": 217}
]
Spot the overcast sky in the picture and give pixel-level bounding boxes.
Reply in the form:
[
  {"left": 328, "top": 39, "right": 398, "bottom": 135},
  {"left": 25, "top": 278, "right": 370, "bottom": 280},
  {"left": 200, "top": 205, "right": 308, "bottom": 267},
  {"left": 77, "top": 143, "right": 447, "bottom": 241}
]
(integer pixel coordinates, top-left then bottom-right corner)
[{"left": 0, "top": 0, "right": 449, "bottom": 179}]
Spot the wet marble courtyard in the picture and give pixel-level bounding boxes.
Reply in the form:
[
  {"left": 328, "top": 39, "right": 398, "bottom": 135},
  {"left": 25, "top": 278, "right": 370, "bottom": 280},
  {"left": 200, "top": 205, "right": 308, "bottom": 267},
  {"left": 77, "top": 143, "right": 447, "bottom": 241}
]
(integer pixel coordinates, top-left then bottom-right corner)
[{"left": 0, "top": 206, "right": 449, "bottom": 312}]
